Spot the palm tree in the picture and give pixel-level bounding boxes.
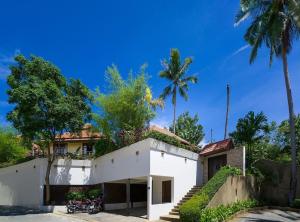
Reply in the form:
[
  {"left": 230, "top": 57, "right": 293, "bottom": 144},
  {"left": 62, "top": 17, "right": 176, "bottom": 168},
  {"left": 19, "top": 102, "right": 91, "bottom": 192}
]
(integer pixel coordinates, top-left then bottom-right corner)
[
  {"left": 229, "top": 111, "right": 269, "bottom": 166},
  {"left": 159, "top": 49, "right": 197, "bottom": 134},
  {"left": 235, "top": 0, "right": 300, "bottom": 204}
]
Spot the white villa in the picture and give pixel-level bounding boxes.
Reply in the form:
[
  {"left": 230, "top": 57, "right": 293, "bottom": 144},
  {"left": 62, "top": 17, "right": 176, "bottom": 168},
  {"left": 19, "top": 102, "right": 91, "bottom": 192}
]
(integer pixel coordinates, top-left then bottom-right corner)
[{"left": 0, "top": 127, "right": 245, "bottom": 221}]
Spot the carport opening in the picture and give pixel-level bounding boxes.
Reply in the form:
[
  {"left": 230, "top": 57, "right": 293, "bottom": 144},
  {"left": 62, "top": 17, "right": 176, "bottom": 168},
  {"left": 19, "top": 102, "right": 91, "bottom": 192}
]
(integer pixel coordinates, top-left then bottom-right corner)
[{"left": 103, "top": 177, "right": 147, "bottom": 219}]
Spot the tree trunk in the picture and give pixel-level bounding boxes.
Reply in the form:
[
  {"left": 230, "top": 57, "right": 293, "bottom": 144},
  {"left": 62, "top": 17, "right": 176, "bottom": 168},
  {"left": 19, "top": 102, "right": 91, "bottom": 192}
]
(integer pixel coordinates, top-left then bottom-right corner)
[
  {"left": 224, "top": 84, "right": 230, "bottom": 139},
  {"left": 173, "top": 90, "right": 177, "bottom": 134},
  {"left": 45, "top": 144, "right": 55, "bottom": 205},
  {"left": 282, "top": 46, "right": 297, "bottom": 205}
]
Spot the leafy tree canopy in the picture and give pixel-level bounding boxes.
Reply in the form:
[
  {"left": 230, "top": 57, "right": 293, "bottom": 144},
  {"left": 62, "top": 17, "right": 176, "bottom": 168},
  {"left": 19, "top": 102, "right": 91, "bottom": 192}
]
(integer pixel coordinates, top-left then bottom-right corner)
[
  {"left": 276, "top": 114, "right": 300, "bottom": 151},
  {"left": 94, "top": 64, "right": 162, "bottom": 147},
  {"left": 169, "top": 111, "right": 204, "bottom": 146},
  {"left": 6, "top": 54, "right": 93, "bottom": 143}
]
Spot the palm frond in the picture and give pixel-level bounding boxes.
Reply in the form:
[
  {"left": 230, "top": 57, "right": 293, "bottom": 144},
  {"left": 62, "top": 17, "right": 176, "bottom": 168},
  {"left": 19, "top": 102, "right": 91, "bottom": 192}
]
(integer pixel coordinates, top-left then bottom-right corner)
[
  {"left": 179, "top": 57, "right": 193, "bottom": 76},
  {"left": 178, "top": 86, "right": 188, "bottom": 101},
  {"left": 288, "top": 0, "right": 300, "bottom": 28},
  {"left": 159, "top": 85, "right": 172, "bottom": 100},
  {"left": 181, "top": 75, "right": 198, "bottom": 84},
  {"left": 159, "top": 70, "right": 172, "bottom": 80}
]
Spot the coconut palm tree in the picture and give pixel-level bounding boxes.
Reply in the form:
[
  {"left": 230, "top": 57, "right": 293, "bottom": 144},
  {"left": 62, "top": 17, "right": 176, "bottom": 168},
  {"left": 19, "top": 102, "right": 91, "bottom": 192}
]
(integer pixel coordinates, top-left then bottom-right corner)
[
  {"left": 159, "top": 49, "right": 197, "bottom": 134},
  {"left": 235, "top": 0, "right": 300, "bottom": 204}
]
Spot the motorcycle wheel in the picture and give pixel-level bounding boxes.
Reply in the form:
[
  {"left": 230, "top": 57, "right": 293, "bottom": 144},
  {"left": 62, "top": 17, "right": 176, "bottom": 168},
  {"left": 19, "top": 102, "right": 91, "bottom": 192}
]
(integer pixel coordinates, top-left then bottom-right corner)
[
  {"left": 88, "top": 206, "right": 94, "bottom": 214},
  {"left": 67, "top": 207, "right": 75, "bottom": 214}
]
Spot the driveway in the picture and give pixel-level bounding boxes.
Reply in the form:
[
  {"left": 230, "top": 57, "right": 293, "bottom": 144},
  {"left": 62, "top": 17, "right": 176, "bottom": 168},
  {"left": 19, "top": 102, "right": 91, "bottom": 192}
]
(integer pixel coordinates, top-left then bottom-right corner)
[
  {"left": 0, "top": 206, "right": 149, "bottom": 222},
  {"left": 56, "top": 207, "right": 148, "bottom": 222},
  {"left": 231, "top": 209, "right": 300, "bottom": 222},
  {"left": 0, "top": 206, "right": 84, "bottom": 222}
]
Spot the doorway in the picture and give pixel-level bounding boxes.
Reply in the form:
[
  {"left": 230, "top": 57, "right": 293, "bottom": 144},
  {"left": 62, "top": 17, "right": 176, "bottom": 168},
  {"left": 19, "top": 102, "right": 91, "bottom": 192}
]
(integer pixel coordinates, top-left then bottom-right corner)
[
  {"left": 208, "top": 154, "right": 227, "bottom": 180},
  {"left": 162, "top": 180, "right": 171, "bottom": 203}
]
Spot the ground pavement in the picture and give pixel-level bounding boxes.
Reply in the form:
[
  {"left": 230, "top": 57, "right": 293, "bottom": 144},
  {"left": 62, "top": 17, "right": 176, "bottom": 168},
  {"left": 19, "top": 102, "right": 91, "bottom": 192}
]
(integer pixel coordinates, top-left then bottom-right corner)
[
  {"left": 0, "top": 206, "right": 152, "bottom": 222},
  {"left": 230, "top": 208, "right": 300, "bottom": 222}
]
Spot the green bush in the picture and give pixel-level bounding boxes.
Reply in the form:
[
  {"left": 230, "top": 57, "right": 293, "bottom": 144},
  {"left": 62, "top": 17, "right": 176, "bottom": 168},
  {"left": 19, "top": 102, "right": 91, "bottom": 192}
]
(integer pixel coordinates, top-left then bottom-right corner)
[
  {"left": 179, "top": 166, "right": 241, "bottom": 222},
  {"left": 87, "top": 188, "right": 102, "bottom": 199},
  {"left": 144, "top": 130, "right": 198, "bottom": 152},
  {"left": 292, "top": 199, "right": 300, "bottom": 208},
  {"left": 65, "top": 191, "right": 86, "bottom": 201},
  {"left": 0, "top": 128, "right": 27, "bottom": 163},
  {"left": 200, "top": 200, "right": 258, "bottom": 222}
]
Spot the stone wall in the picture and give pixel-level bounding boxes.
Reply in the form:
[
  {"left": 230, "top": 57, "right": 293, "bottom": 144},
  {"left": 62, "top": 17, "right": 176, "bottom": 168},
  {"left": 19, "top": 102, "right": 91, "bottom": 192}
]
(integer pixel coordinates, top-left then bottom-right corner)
[
  {"left": 201, "top": 147, "right": 245, "bottom": 183},
  {"left": 207, "top": 175, "right": 258, "bottom": 208},
  {"left": 256, "top": 159, "right": 300, "bottom": 206}
]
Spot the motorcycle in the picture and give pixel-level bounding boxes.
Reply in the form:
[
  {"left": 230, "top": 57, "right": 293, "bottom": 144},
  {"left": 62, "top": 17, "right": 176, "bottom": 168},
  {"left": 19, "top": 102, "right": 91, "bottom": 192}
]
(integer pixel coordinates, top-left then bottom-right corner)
[
  {"left": 66, "top": 199, "right": 92, "bottom": 213},
  {"left": 87, "top": 197, "right": 103, "bottom": 214}
]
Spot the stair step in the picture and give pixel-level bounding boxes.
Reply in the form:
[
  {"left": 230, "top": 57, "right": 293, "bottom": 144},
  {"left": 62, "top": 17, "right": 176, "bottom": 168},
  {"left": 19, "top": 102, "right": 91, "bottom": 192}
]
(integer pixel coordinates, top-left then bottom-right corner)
[
  {"left": 160, "top": 215, "right": 180, "bottom": 222},
  {"left": 162, "top": 185, "right": 202, "bottom": 221},
  {"left": 171, "top": 209, "right": 179, "bottom": 213}
]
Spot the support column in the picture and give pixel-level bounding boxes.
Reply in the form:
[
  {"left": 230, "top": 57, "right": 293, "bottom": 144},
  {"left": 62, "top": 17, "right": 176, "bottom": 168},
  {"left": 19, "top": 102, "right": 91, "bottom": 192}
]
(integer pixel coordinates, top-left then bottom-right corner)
[
  {"left": 147, "top": 176, "right": 152, "bottom": 219},
  {"left": 242, "top": 146, "right": 246, "bottom": 176},
  {"left": 126, "top": 179, "right": 131, "bottom": 210}
]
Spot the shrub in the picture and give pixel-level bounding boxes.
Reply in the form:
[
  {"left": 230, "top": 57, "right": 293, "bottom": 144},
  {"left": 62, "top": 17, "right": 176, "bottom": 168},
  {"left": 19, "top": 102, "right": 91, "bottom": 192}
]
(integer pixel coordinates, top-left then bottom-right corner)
[
  {"left": 87, "top": 188, "right": 102, "bottom": 199},
  {"left": 292, "top": 199, "right": 300, "bottom": 208},
  {"left": 0, "top": 128, "right": 27, "bottom": 164},
  {"left": 200, "top": 200, "right": 258, "bottom": 222},
  {"left": 144, "top": 130, "right": 198, "bottom": 152},
  {"left": 179, "top": 166, "right": 241, "bottom": 222},
  {"left": 65, "top": 191, "right": 86, "bottom": 201}
]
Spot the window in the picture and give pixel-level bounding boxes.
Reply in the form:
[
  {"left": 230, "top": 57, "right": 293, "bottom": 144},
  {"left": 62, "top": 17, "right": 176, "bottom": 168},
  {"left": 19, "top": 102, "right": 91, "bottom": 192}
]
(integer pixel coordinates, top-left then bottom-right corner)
[
  {"left": 82, "top": 143, "right": 94, "bottom": 156},
  {"left": 54, "top": 143, "right": 67, "bottom": 156}
]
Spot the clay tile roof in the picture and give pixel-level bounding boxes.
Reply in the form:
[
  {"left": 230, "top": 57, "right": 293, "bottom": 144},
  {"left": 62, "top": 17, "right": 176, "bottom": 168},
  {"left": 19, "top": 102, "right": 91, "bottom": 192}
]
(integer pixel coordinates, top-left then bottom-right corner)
[
  {"left": 199, "top": 138, "right": 234, "bottom": 157},
  {"left": 56, "top": 124, "right": 101, "bottom": 142},
  {"left": 149, "top": 125, "right": 190, "bottom": 145}
]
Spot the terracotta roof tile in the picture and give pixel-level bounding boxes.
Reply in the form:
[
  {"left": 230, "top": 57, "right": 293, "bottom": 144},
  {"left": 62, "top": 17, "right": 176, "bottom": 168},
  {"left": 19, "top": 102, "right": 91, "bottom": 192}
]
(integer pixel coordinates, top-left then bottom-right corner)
[
  {"left": 199, "top": 138, "right": 234, "bottom": 157},
  {"left": 55, "top": 124, "right": 101, "bottom": 142}
]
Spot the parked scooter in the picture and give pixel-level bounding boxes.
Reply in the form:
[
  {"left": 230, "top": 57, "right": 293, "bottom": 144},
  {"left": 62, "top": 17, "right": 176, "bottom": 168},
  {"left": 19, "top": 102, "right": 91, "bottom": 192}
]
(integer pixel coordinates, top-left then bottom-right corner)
[
  {"left": 66, "top": 199, "right": 92, "bottom": 213},
  {"left": 87, "top": 196, "right": 103, "bottom": 214}
]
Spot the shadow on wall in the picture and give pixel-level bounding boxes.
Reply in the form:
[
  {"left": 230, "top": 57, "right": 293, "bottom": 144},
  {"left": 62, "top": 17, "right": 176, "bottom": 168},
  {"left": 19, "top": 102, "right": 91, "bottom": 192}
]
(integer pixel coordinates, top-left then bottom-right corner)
[
  {"left": 51, "top": 159, "right": 72, "bottom": 185},
  {"left": 256, "top": 159, "right": 300, "bottom": 206}
]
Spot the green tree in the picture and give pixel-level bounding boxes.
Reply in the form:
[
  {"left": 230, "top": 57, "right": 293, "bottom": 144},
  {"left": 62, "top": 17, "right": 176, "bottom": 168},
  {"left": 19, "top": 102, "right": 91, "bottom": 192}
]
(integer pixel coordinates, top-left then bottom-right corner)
[
  {"left": 230, "top": 111, "right": 269, "bottom": 166},
  {"left": 6, "top": 55, "right": 92, "bottom": 204},
  {"left": 276, "top": 114, "right": 300, "bottom": 164},
  {"left": 235, "top": 0, "right": 300, "bottom": 203},
  {"left": 277, "top": 114, "right": 300, "bottom": 149},
  {"left": 169, "top": 111, "right": 204, "bottom": 146},
  {"left": 94, "top": 64, "right": 162, "bottom": 149},
  {"left": 159, "top": 49, "right": 197, "bottom": 134},
  {"left": 0, "top": 127, "right": 27, "bottom": 165}
]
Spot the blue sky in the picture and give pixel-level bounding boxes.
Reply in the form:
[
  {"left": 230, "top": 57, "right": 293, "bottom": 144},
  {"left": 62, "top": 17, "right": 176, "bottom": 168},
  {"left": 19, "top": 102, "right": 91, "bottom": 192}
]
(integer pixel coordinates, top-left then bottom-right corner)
[{"left": 0, "top": 0, "right": 300, "bottom": 143}]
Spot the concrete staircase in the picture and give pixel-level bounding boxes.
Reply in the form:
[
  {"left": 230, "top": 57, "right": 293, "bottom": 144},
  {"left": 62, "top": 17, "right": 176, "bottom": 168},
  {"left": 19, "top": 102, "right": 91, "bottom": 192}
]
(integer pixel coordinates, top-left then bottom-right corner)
[{"left": 159, "top": 185, "right": 202, "bottom": 222}]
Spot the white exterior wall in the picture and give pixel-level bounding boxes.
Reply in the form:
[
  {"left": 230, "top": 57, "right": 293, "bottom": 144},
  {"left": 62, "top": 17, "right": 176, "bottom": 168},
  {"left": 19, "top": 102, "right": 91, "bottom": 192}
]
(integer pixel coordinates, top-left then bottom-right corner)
[
  {"left": 50, "top": 159, "right": 92, "bottom": 185},
  {"left": 0, "top": 159, "right": 45, "bottom": 207},
  {"left": 148, "top": 139, "right": 198, "bottom": 220},
  {"left": 91, "top": 139, "right": 150, "bottom": 183}
]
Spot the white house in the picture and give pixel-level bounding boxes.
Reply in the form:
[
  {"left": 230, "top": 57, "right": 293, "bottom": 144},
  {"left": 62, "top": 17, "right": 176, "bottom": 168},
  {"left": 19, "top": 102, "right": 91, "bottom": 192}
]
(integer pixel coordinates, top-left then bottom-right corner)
[{"left": 0, "top": 131, "right": 245, "bottom": 220}]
